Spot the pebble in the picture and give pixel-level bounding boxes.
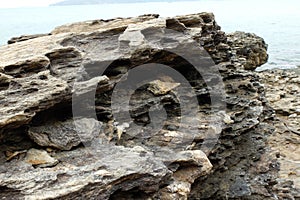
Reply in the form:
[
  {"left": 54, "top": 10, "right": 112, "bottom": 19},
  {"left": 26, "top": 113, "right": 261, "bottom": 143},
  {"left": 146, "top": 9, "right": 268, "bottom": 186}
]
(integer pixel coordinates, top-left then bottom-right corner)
[
  {"left": 288, "top": 113, "right": 297, "bottom": 118},
  {"left": 25, "top": 148, "right": 58, "bottom": 168}
]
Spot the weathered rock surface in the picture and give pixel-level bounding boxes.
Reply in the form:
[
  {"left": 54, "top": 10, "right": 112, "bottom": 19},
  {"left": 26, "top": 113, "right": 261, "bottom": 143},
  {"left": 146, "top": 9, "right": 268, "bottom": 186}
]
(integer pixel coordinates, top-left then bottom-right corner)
[
  {"left": 258, "top": 69, "right": 300, "bottom": 199},
  {"left": 28, "top": 118, "right": 102, "bottom": 150},
  {"left": 0, "top": 13, "right": 298, "bottom": 200},
  {"left": 24, "top": 148, "right": 59, "bottom": 168},
  {"left": 7, "top": 33, "right": 52, "bottom": 44},
  {"left": 227, "top": 31, "right": 268, "bottom": 70},
  {"left": 51, "top": 14, "right": 160, "bottom": 34}
]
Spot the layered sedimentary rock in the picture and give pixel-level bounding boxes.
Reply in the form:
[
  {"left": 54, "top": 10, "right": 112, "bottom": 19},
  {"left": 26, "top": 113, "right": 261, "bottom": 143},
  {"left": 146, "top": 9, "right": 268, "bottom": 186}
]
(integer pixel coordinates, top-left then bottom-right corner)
[
  {"left": 7, "top": 33, "right": 52, "bottom": 44},
  {"left": 0, "top": 13, "right": 298, "bottom": 199}
]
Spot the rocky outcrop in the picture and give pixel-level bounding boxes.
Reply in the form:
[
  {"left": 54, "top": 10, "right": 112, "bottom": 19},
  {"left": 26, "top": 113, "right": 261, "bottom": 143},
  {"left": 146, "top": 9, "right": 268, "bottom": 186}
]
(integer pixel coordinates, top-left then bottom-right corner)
[
  {"left": 0, "top": 13, "right": 298, "bottom": 199},
  {"left": 227, "top": 31, "right": 268, "bottom": 70},
  {"left": 258, "top": 69, "right": 300, "bottom": 199}
]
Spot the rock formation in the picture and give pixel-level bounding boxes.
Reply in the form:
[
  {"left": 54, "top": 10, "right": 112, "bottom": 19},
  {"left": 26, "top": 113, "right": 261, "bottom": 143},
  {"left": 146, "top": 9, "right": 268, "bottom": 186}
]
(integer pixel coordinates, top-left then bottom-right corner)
[
  {"left": 227, "top": 31, "right": 268, "bottom": 71},
  {"left": 0, "top": 13, "right": 298, "bottom": 199},
  {"left": 258, "top": 69, "right": 300, "bottom": 199}
]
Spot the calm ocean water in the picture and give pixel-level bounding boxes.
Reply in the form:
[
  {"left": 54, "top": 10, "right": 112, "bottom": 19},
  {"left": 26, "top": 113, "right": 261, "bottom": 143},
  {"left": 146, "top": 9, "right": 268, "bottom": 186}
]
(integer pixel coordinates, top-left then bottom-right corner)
[{"left": 0, "top": 0, "right": 299, "bottom": 70}]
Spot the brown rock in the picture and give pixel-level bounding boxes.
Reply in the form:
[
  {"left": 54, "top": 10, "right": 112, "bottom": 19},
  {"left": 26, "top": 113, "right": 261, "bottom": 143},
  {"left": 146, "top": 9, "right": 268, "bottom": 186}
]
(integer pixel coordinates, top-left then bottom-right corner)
[
  {"left": 147, "top": 80, "right": 180, "bottom": 95},
  {"left": 25, "top": 148, "right": 58, "bottom": 168}
]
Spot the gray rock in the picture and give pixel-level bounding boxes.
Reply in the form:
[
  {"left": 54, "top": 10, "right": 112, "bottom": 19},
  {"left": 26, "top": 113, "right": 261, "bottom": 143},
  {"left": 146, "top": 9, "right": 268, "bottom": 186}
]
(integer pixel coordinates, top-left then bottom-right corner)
[
  {"left": 0, "top": 12, "right": 297, "bottom": 200},
  {"left": 7, "top": 33, "right": 51, "bottom": 44},
  {"left": 227, "top": 31, "right": 268, "bottom": 70},
  {"left": 28, "top": 118, "right": 102, "bottom": 150}
]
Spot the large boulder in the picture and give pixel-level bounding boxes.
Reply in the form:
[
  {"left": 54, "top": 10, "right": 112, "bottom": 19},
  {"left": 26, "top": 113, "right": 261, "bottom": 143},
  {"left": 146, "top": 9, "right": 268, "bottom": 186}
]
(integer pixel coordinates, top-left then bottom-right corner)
[
  {"left": 0, "top": 13, "right": 297, "bottom": 199},
  {"left": 227, "top": 31, "right": 268, "bottom": 70}
]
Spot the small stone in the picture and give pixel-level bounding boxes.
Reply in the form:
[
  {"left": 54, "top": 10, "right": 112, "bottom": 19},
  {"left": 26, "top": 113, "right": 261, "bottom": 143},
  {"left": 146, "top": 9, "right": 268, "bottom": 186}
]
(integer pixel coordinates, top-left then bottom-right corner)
[
  {"left": 219, "top": 111, "right": 234, "bottom": 124},
  {"left": 147, "top": 80, "right": 180, "bottom": 95},
  {"left": 25, "top": 148, "right": 58, "bottom": 168},
  {"left": 0, "top": 73, "right": 12, "bottom": 85},
  {"left": 116, "top": 127, "right": 123, "bottom": 140},
  {"left": 116, "top": 122, "right": 130, "bottom": 140},
  {"left": 288, "top": 113, "right": 297, "bottom": 118},
  {"left": 46, "top": 148, "right": 54, "bottom": 153},
  {"left": 166, "top": 124, "right": 177, "bottom": 131}
]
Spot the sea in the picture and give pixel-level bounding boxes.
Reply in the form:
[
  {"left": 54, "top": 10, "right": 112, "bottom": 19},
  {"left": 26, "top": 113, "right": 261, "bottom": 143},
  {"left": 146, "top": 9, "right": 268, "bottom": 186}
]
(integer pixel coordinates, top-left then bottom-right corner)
[{"left": 0, "top": 0, "right": 299, "bottom": 71}]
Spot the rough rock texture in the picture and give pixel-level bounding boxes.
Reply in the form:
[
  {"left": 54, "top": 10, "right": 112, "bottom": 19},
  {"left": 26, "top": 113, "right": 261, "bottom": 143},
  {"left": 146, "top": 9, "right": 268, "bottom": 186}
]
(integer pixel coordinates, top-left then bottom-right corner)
[
  {"left": 258, "top": 69, "right": 300, "bottom": 199},
  {"left": 0, "top": 13, "right": 298, "bottom": 199},
  {"left": 227, "top": 31, "right": 268, "bottom": 70},
  {"left": 28, "top": 118, "right": 102, "bottom": 150},
  {"left": 7, "top": 33, "right": 52, "bottom": 44},
  {"left": 51, "top": 14, "right": 160, "bottom": 34},
  {"left": 24, "top": 148, "right": 59, "bottom": 168}
]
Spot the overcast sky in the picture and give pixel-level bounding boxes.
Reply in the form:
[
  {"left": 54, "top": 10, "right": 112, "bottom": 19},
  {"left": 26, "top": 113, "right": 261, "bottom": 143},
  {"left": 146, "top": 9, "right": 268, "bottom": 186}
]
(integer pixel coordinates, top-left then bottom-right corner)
[{"left": 0, "top": 0, "right": 63, "bottom": 8}]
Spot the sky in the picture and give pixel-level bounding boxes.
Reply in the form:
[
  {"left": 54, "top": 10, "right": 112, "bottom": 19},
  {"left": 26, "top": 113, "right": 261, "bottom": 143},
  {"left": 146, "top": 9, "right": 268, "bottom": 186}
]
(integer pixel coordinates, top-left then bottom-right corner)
[{"left": 0, "top": 0, "right": 63, "bottom": 8}]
